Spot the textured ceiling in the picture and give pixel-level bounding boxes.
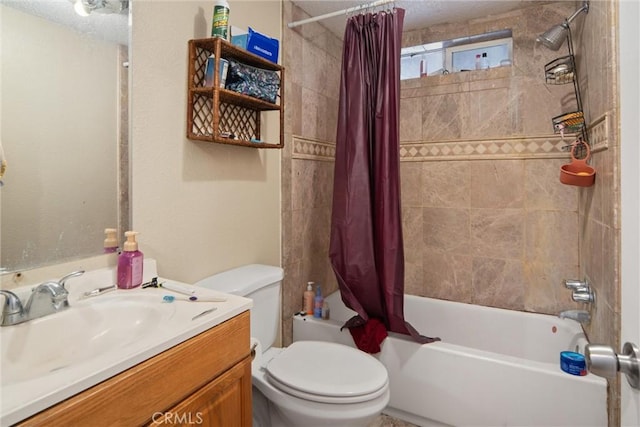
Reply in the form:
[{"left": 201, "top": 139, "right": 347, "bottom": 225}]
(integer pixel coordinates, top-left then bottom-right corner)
[
  {"left": 1, "top": 0, "right": 128, "bottom": 45},
  {"left": 4, "top": 1, "right": 541, "bottom": 48},
  {"left": 290, "top": 0, "right": 535, "bottom": 37}
]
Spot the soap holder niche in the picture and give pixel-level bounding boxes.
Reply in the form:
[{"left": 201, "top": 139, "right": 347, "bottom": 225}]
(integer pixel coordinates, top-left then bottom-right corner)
[{"left": 545, "top": 55, "right": 575, "bottom": 85}]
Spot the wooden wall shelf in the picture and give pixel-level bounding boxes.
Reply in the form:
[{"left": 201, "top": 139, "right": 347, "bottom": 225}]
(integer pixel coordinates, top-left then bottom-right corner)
[{"left": 187, "top": 37, "right": 284, "bottom": 149}]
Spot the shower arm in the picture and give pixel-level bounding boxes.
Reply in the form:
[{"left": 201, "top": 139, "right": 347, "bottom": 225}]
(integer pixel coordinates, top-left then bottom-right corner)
[{"left": 565, "top": 1, "right": 590, "bottom": 27}]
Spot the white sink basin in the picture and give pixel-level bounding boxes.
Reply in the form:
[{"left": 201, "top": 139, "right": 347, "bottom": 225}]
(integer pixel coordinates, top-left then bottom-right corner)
[
  {"left": 1, "top": 294, "right": 175, "bottom": 386},
  {"left": 0, "top": 263, "right": 252, "bottom": 427}
]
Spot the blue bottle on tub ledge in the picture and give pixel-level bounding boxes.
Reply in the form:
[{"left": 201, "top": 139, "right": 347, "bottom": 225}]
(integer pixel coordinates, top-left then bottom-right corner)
[{"left": 313, "top": 285, "right": 323, "bottom": 318}]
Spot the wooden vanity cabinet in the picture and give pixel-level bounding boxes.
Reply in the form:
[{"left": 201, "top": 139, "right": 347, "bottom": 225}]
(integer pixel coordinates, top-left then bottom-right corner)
[{"left": 17, "top": 311, "right": 252, "bottom": 427}]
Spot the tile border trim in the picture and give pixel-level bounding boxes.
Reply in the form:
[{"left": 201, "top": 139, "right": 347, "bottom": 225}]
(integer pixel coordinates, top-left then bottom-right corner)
[{"left": 292, "top": 113, "right": 609, "bottom": 162}]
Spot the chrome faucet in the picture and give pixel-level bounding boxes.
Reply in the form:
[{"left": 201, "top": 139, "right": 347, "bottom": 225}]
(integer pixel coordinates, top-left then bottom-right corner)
[
  {"left": 559, "top": 309, "right": 591, "bottom": 324},
  {"left": 0, "top": 270, "right": 84, "bottom": 326}
]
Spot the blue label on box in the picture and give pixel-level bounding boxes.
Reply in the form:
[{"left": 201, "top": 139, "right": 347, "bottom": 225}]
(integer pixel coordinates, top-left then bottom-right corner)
[{"left": 246, "top": 27, "right": 279, "bottom": 64}]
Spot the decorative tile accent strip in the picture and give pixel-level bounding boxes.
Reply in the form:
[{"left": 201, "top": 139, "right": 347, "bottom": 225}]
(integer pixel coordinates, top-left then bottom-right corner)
[
  {"left": 293, "top": 114, "right": 609, "bottom": 162},
  {"left": 588, "top": 113, "right": 609, "bottom": 151},
  {"left": 400, "top": 135, "right": 576, "bottom": 162},
  {"left": 292, "top": 135, "right": 336, "bottom": 161}
]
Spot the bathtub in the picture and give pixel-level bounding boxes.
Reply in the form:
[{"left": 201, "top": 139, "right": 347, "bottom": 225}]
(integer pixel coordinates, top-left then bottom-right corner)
[{"left": 293, "top": 292, "right": 607, "bottom": 427}]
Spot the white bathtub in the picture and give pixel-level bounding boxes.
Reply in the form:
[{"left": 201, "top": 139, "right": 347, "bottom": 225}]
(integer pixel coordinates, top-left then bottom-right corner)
[{"left": 293, "top": 292, "right": 607, "bottom": 427}]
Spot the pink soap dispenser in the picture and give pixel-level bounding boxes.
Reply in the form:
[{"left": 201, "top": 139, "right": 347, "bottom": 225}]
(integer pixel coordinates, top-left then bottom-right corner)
[{"left": 117, "top": 231, "right": 144, "bottom": 289}]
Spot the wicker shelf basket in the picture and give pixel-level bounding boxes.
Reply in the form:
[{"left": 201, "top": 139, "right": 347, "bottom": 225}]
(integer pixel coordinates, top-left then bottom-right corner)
[{"left": 187, "top": 37, "right": 284, "bottom": 149}]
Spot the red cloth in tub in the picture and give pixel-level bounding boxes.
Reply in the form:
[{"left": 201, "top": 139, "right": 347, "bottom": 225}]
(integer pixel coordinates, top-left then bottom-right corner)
[{"left": 343, "top": 317, "right": 388, "bottom": 354}]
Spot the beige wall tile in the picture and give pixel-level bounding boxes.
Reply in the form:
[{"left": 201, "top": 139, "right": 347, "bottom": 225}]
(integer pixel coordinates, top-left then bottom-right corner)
[
  {"left": 400, "top": 97, "right": 423, "bottom": 142},
  {"left": 472, "top": 257, "right": 525, "bottom": 310},
  {"left": 404, "top": 258, "right": 424, "bottom": 297},
  {"left": 423, "top": 248, "right": 473, "bottom": 302},
  {"left": 300, "top": 87, "right": 318, "bottom": 138},
  {"left": 470, "top": 209, "right": 525, "bottom": 259},
  {"left": 421, "top": 92, "right": 466, "bottom": 141},
  {"left": 526, "top": 211, "right": 579, "bottom": 264},
  {"left": 423, "top": 207, "right": 471, "bottom": 254},
  {"left": 421, "top": 161, "right": 470, "bottom": 208},
  {"left": 470, "top": 160, "right": 524, "bottom": 208},
  {"left": 400, "top": 162, "right": 423, "bottom": 207},
  {"left": 525, "top": 159, "right": 578, "bottom": 211},
  {"left": 403, "top": 207, "right": 423, "bottom": 265},
  {"left": 465, "top": 87, "right": 513, "bottom": 139},
  {"left": 287, "top": 81, "right": 303, "bottom": 137}
]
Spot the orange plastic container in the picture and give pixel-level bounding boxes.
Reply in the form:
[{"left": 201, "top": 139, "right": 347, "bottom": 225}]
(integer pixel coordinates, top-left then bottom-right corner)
[{"left": 560, "top": 140, "right": 595, "bottom": 187}]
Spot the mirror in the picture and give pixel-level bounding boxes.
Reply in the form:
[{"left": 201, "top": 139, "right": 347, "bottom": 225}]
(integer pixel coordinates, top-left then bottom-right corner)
[{"left": 0, "top": 0, "right": 129, "bottom": 274}]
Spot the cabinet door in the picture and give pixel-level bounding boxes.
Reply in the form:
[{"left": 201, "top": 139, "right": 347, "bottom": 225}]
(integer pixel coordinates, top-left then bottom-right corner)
[{"left": 149, "top": 356, "right": 252, "bottom": 427}]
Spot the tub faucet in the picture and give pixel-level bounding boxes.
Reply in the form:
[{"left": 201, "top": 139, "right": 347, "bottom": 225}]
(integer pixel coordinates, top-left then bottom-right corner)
[
  {"left": 559, "top": 309, "right": 591, "bottom": 324},
  {"left": 0, "top": 270, "right": 84, "bottom": 326}
]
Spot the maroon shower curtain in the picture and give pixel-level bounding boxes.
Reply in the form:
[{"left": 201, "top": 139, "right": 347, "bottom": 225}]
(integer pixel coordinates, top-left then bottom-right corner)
[{"left": 329, "top": 8, "right": 439, "bottom": 354}]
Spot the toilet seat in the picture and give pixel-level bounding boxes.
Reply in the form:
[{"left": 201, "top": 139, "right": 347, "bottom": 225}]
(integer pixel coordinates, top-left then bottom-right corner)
[{"left": 265, "top": 341, "right": 388, "bottom": 404}]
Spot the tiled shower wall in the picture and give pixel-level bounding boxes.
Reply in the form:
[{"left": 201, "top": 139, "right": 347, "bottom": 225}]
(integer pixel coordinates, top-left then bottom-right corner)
[
  {"left": 281, "top": 1, "right": 342, "bottom": 345},
  {"left": 281, "top": 0, "right": 618, "bottom": 374}
]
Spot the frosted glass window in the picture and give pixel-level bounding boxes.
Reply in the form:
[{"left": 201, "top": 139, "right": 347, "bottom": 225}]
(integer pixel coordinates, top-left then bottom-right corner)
[
  {"left": 401, "top": 30, "right": 512, "bottom": 80},
  {"left": 401, "top": 50, "right": 444, "bottom": 79},
  {"left": 448, "top": 38, "right": 512, "bottom": 72}
]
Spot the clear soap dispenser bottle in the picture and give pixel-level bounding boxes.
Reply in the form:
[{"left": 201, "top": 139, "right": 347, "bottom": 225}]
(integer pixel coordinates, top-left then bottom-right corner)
[{"left": 117, "top": 231, "right": 144, "bottom": 289}]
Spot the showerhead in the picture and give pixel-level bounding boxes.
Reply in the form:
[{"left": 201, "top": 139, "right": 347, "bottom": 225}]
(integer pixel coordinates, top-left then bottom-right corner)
[
  {"left": 537, "top": 1, "right": 589, "bottom": 51},
  {"left": 537, "top": 22, "right": 569, "bottom": 51}
]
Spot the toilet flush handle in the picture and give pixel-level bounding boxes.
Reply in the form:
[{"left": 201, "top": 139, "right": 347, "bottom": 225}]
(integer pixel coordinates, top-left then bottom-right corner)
[
  {"left": 585, "top": 342, "right": 640, "bottom": 389},
  {"left": 251, "top": 341, "right": 258, "bottom": 360}
]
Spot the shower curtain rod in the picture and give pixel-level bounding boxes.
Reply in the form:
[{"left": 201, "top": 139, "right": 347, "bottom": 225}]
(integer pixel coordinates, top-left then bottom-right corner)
[{"left": 287, "top": 0, "right": 394, "bottom": 28}]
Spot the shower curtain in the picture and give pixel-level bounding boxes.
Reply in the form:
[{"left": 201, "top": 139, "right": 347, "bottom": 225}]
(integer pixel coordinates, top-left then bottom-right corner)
[{"left": 329, "top": 7, "right": 439, "bottom": 353}]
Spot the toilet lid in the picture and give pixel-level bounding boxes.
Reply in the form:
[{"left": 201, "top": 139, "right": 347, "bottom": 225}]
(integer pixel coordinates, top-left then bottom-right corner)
[{"left": 265, "top": 341, "right": 388, "bottom": 403}]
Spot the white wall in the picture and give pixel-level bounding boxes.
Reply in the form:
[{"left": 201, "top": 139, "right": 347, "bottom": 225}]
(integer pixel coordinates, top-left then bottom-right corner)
[
  {"left": 1, "top": 5, "right": 118, "bottom": 270},
  {"left": 131, "top": 1, "right": 282, "bottom": 283},
  {"left": 620, "top": 0, "right": 640, "bottom": 424}
]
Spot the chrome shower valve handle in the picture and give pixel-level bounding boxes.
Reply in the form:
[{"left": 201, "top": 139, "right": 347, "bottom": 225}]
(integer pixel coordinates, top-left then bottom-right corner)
[
  {"left": 572, "top": 288, "right": 595, "bottom": 303},
  {"left": 563, "top": 279, "right": 586, "bottom": 290},
  {"left": 563, "top": 278, "right": 596, "bottom": 304}
]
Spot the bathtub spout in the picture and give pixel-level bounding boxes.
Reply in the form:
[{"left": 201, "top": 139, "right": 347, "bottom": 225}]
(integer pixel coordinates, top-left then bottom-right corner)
[{"left": 559, "top": 310, "right": 590, "bottom": 324}]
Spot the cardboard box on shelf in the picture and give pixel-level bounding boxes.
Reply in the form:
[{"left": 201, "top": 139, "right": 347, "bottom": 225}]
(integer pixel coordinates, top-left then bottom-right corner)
[{"left": 245, "top": 27, "right": 279, "bottom": 64}]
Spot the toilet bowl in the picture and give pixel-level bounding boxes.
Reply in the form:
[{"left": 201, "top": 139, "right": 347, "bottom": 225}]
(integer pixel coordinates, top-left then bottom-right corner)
[
  {"left": 195, "top": 265, "right": 390, "bottom": 427},
  {"left": 252, "top": 339, "right": 389, "bottom": 427}
]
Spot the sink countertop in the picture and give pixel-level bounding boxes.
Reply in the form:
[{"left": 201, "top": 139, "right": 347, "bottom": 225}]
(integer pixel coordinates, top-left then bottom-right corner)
[{"left": 0, "top": 261, "right": 252, "bottom": 426}]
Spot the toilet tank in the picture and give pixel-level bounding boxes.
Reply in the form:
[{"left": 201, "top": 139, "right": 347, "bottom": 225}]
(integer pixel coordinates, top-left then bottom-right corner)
[{"left": 194, "top": 264, "right": 283, "bottom": 350}]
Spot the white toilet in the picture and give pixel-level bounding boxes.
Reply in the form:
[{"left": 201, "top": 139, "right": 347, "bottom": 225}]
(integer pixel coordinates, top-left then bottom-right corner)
[{"left": 195, "top": 264, "right": 390, "bottom": 427}]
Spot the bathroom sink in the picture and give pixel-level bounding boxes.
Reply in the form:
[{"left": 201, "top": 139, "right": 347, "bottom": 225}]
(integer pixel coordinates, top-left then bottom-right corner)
[
  {"left": 0, "top": 263, "right": 252, "bottom": 427},
  {"left": 0, "top": 294, "right": 176, "bottom": 386}
]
